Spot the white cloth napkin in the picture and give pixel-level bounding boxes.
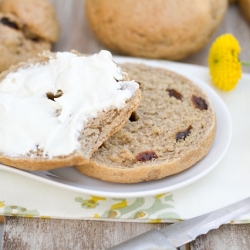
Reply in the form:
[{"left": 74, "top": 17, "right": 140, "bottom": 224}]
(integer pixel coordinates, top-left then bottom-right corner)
[{"left": 0, "top": 58, "right": 249, "bottom": 223}]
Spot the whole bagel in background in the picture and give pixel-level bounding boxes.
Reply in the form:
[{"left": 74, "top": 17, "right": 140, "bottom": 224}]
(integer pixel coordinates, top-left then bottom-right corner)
[
  {"left": 238, "top": 0, "right": 250, "bottom": 24},
  {"left": 0, "top": 0, "right": 59, "bottom": 72},
  {"left": 86, "top": 0, "right": 228, "bottom": 61}
]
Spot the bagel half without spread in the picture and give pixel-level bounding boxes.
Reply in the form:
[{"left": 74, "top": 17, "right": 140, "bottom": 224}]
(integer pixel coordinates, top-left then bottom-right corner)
[
  {"left": 76, "top": 63, "right": 216, "bottom": 183},
  {"left": 0, "top": 51, "right": 141, "bottom": 170}
]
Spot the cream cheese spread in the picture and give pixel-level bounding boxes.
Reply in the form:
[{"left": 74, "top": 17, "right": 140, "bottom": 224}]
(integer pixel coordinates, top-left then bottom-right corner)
[{"left": 0, "top": 50, "right": 139, "bottom": 158}]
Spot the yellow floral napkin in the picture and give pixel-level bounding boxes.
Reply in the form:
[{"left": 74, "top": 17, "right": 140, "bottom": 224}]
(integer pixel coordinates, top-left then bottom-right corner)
[{"left": 1, "top": 58, "right": 250, "bottom": 223}]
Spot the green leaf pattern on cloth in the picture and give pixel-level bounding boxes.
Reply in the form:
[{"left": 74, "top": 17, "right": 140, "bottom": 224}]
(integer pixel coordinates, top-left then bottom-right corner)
[
  {"left": 2, "top": 202, "right": 39, "bottom": 217},
  {"left": 75, "top": 193, "right": 180, "bottom": 222},
  {"left": 0, "top": 193, "right": 180, "bottom": 222}
]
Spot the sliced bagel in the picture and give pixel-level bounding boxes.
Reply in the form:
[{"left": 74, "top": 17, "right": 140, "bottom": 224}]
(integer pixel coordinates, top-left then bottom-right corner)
[
  {"left": 0, "top": 51, "right": 141, "bottom": 170},
  {"left": 76, "top": 63, "right": 216, "bottom": 183}
]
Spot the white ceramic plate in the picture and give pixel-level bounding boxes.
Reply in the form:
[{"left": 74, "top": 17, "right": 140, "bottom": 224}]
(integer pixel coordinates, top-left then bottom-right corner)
[{"left": 0, "top": 58, "right": 232, "bottom": 198}]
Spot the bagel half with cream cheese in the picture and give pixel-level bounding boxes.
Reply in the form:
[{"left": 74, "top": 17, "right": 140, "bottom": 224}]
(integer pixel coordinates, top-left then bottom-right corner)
[{"left": 0, "top": 50, "right": 141, "bottom": 171}]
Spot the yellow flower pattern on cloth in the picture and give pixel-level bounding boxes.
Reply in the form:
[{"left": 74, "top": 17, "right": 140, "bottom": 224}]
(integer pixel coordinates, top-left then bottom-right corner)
[
  {"left": 75, "top": 196, "right": 106, "bottom": 209},
  {"left": 0, "top": 201, "right": 5, "bottom": 207},
  {"left": 208, "top": 34, "right": 242, "bottom": 91}
]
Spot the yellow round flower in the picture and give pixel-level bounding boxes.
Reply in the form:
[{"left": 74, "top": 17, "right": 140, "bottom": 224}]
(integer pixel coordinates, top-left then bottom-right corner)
[{"left": 208, "top": 34, "right": 242, "bottom": 91}]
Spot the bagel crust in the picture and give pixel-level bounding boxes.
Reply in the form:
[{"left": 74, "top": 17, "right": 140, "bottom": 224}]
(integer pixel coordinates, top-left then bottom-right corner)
[
  {"left": 85, "top": 0, "right": 228, "bottom": 60},
  {"left": 76, "top": 63, "right": 216, "bottom": 183},
  {"left": 0, "top": 0, "right": 59, "bottom": 72}
]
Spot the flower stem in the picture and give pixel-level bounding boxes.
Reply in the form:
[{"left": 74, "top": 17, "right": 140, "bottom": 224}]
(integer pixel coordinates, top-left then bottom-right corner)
[{"left": 241, "top": 62, "right": 250, "bottom": 67}]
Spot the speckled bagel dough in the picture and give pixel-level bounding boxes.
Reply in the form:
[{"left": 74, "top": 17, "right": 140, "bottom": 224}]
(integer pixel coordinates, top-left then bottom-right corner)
[
  {"left": 76, "top": 63, "right": 216, "bottom": 183},
  {"left": 85, "top": 0, "right": 228, "bottom": 60},
  {"left": 0, "top": 0, "right": 59, "bottom": 72}
]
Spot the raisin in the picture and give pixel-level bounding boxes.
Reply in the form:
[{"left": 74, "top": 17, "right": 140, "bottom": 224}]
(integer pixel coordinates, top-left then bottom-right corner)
[
  {"left": 31, "top": 37, "right": 40, "bottom": 42},
  {"left": 176, "top": 125, "right": 193, "bottom": 141},
  {"left": 136, "top": 151, "right": 158, "bottom": 162},
  {"left": 192, "top": 95, "right": 208, "bottom": 110},
  {"left": 167, "top": 89, "right": 183, "bottom": 100},
  {"left": 46, "top": 90, "right": 63, "bottom": 101},
  {"left": 129, "top": 111, "right": 139, "bottom": 122},
  {"left": 0, "top": 17, "right": 18, "bottom": 30}
]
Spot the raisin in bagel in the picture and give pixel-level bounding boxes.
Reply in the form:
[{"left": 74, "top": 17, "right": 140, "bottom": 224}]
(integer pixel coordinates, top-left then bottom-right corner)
[
  {"left": 76, "top": 63, "right": 216, "bottom": 183},
  {"left": 0, "top": 51, "right": 141, "bottom": 171}
]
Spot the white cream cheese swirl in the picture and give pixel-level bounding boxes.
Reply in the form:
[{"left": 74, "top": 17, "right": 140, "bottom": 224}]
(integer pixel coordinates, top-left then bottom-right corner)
[{"left": 0, "top": 50, "right": 139, "bottom": 158}]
